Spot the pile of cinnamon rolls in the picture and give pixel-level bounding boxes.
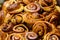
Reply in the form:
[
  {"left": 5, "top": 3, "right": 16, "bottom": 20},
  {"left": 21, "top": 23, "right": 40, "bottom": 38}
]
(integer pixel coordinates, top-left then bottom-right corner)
[{"left": 0, "top": 0, "right": 60, "bottom": 40}]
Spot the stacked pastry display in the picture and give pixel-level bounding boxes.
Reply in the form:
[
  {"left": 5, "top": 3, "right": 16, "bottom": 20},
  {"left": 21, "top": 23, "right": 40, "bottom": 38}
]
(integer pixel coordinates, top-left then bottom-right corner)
[{"left": 0, "top": 0, "right": 60, "bottom": 40}]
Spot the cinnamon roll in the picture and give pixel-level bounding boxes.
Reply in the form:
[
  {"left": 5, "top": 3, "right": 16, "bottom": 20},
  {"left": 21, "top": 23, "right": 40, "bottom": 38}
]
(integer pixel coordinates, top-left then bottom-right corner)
[
  {"left": 13, "top": 24, "right": 28, "bottom": 33},
  {"left": 5, "top": 33, "right": 25, "bottom": 40},
  {"left": 23, "top": 12, "right": 43, "bottom": 24},
  {"left": 32, "top": 21, "right": 56, "bottom": 36},
  {"left": 43, "top": 30, "right": 60, "bottom": 40},
  {"left": 0, "top": 0, "right": 60, "bottom": 40},
  {"left": 3, "top": 0, "right": 24, "bottom": 14},
  {"left": 11, "top": 14, "right": 23, "bottom": 24},
  {"left": 2, "top": 0, "right": 13, "bottom": 13},
  {"left": 39, "top": 0, "right": 56, "bottom": 11},
  {"left": 24, "top": 2, "right": 40, "bottom": 12},
  {"left": 49, "top": 15, "right": 60, "bottom": 25},
  {"left": 25, "top": 32, "right": 38, "bottom": 40},
  {"left": 45, "top": 10, "right": 58, "bottom": 21},
  {"left": 45, "top": 10, "right": 60, "bottom": 25},
  {"left": 1, "top": 22, "right": 14, "bottom": 32}
]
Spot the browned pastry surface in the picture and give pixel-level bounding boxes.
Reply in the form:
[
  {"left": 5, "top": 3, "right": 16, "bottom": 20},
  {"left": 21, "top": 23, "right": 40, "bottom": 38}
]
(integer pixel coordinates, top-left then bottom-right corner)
[{"left": 0, "top": 0, "right": 60, "bottom": 40}]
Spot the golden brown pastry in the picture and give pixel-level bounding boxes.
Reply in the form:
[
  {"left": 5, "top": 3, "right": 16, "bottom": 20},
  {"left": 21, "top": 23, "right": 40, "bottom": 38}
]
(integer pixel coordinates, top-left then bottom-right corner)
[
  {"left": 1, "top": 22, "right": 14, "bottom": 32},
  {"left": 11, "top": 14, "right": 23, "bottom": 24},
  {"left": 3, "top": 0, "right": 24, "bottom": 14},
  {"left": 13, "top": 24, "right": 28, "bottom": 33},
  {"left": 24, "top": 2, "right": 40, "bottom": 12},
  {"left": 0, "top": 0, "right": 60, "bottom": 40},
  {"left": 0, "top": 30, "right": 8, "bottom": 40},
  {"left": 32, "top": 21, "right": 56, "bottom": 36},
  {"left": 25, "top": 32, "right": 38, "bottom": 40},
  {"left": 39, "top": 0, "right": 57, "bottom": 11},
  {"left": 4, "top": 13, "right": 13, "bottom": 23},
  {"left": 23, "top": 12, "right": 43, "bottom": 24},
  {"left": 5, "top": 33, "right": 25, "bottom": 40},
  {"left": 43, "top": 29, "right": 60, "bottom": 40}
]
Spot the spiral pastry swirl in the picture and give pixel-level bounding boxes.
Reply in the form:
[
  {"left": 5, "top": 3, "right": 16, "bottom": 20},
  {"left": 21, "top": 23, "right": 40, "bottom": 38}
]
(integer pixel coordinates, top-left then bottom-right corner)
[
  {"left": 0, "top": 0, "right": 60, "bottom": 40},
  {"left": 13, "top": 24, "right": 28, "bottom": 33},
  {"left": 25, "top": 32, "right": 38, "bottom": 40},
  {"left": 11, "top": 14, "right": 23, "bottom": 24},
  {"left": 32, "top": 21, "right": 56, "bottom": 36},
  {"left": 44, "top": 10, "right": 60, "bottom": 25},
  {"left": 24, "top": 2, "right": 40, "bottom": 12},
  {"left": 39, "top": 0, "right": 56, "bottom": 11},
  {"left": 45, "top": 10, "right": 57, "bottom": 21},
  {"left": 5, "top": 33, "right": 25, "bottom": 40},
  {"left": 23, "top": 12, "right": 42, "bottom": 24},
  {"left": 43, "top": 30, "right": 60, "bottom": 40},
  {"left": 3, "top": 0, "right": 24, "bottom": 14},
  {"left": 2, "top": 0, "right": 14, "bottom": 13}
]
